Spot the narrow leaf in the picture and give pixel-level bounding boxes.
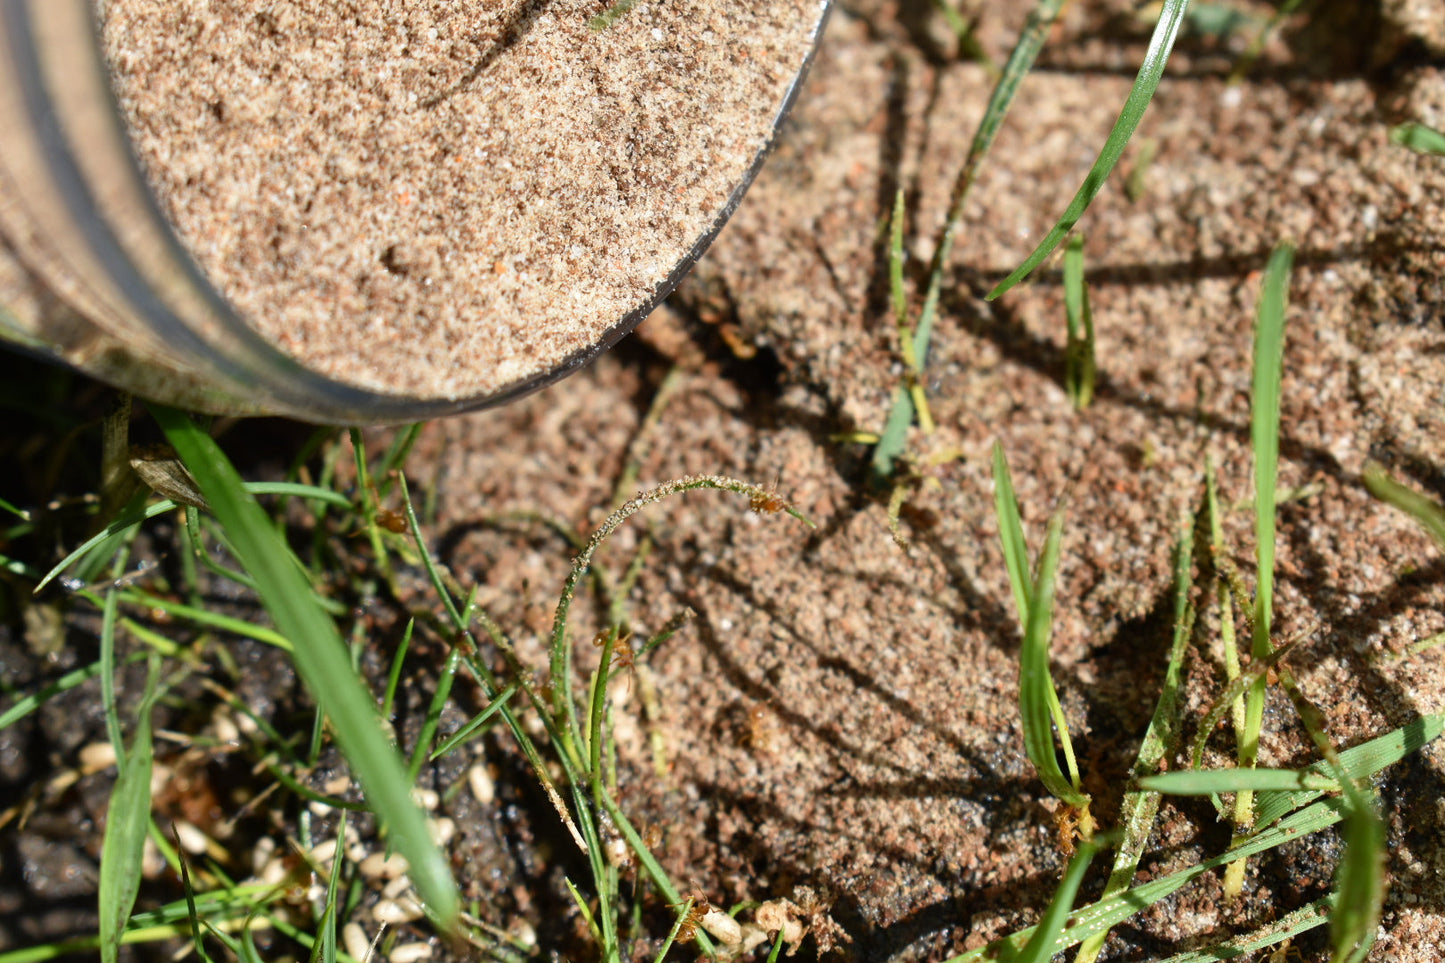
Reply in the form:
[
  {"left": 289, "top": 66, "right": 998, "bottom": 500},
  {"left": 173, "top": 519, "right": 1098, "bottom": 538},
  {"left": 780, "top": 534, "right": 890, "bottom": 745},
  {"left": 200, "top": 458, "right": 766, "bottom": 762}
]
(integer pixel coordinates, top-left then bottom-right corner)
[
  {"left": 988, "top": 0, "right": 1191, "bottom": 297},
  {"left": 150, "top": 405, "right": 458, "bottom": 928}
]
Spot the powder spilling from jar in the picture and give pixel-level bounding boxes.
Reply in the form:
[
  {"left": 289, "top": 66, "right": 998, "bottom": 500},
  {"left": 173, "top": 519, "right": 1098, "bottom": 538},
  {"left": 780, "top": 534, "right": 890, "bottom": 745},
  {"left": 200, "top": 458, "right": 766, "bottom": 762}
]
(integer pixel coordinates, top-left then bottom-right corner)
[{"left": 99, "top": 0, "right": 824, "bottom": 401}]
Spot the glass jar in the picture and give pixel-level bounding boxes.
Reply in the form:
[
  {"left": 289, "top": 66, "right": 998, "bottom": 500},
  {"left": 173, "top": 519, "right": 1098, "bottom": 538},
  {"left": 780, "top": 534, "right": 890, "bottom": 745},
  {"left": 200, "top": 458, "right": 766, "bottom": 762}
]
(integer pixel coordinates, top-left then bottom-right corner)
[{"left": 0, "top": 1, "right": 830, "bottom": 424}]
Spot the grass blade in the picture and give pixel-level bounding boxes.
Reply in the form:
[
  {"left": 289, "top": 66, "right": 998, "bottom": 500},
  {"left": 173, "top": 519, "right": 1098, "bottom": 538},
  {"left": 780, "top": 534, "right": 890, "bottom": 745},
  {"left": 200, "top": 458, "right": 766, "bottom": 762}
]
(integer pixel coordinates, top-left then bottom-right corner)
[
  {"left": 1141, "top": 768, "right": 1339, "bottom": 794},
  {"left": 991, "top": 442, "right": 1032, "bottom": 625},
  {"left": 1251, "top": 241, "right": 1294, "bottom": 662},
  {"left": 871, "top": 0, "right": 1066, "bottom": 479},
  {"left": 1074, "top": 519, "right": 1194, "bottom": 963},
  {"left": 1363, "top": 462, "right": 1445, "bottom": 549},
  {"left": 1389, "top": 122, "right": 1445, "bottom": 156},
  {"left": 1154, "top": 898, "right": 1331, "bottom": 962},
  {"left": 1016, "top": 838, "right": 1105, "bottom": 963},
  {"left": 988, "top": 0, "right": 1191, "bottom": 298},
  {"left": 149, "top": 405, "right": 458, "bottom": 929},
  {"left": 1018, "top": 511, "right": 1088, "bottom": 809},
  {"left": 1062, "top": 236, "right": 1096, "bottom": 409},
  {"left": 99, "top": 658, "right": 160, "bottom": 963},
  {"left": 1331, "top": 791, "right": 1385, "bottom": 963}
]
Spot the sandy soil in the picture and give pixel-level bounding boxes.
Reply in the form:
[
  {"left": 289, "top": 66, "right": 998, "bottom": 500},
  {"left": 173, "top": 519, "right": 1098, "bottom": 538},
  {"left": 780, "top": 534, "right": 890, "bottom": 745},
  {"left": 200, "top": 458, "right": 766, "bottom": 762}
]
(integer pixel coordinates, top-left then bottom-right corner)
[
  {"left": 401, "top": 0, "right": 1445, "bottom": 958},
  {"left": 4, "top": 1, "right": 1445, "bottom": 961}
]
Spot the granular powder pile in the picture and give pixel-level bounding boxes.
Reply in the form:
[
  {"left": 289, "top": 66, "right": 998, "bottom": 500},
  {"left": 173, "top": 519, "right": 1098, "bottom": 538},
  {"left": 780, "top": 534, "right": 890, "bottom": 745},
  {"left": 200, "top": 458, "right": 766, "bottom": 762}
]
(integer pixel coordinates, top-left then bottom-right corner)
[{"left": 100, "top": 0, "right": 823, "bottom": 401}]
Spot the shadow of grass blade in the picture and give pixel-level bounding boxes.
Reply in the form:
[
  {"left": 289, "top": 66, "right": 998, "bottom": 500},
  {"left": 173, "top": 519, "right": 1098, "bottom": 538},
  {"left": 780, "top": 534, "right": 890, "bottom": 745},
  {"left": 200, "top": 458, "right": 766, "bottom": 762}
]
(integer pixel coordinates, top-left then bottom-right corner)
[
  {"left": 99, "top": 658, "right": 160, "bottom": 963},
  {"left": 148, "top": 405, "right": 458, "bottom": 929},
  {"left": 988, "top": 0, "right": 1192, "bottom": 299}
]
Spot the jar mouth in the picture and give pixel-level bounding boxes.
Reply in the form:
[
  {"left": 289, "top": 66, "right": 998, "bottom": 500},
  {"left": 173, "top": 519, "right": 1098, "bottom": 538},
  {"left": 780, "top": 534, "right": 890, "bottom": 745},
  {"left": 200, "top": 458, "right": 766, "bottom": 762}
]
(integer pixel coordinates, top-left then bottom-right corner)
[{"left": 4, "top": 0, "right": 821, "bottom": 423}]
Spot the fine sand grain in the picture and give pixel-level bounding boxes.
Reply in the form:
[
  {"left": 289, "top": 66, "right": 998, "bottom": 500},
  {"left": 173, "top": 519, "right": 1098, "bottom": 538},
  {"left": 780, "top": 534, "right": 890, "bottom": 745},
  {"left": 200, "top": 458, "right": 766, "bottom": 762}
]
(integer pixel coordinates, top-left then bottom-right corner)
[{"left": 100, "top": 0, "right": 823, "bottom": 400}]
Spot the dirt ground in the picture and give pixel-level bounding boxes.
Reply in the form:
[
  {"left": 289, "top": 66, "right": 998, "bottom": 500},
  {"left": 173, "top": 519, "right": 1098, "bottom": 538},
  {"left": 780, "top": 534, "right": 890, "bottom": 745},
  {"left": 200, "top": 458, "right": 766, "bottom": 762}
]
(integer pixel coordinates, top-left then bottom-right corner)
[{"left": 5, "top": 1, "right": 1445, "bottom": 961}]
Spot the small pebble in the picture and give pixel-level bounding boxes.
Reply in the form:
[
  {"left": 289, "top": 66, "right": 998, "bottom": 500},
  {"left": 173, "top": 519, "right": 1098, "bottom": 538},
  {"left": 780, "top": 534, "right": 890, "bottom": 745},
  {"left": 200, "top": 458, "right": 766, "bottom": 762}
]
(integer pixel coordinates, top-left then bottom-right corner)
[
  {"left": 342, "top": 921, "right": 371, "bottom": 963},
  {"left": 359, "top": 852, "right": 410, "bottom": 880},
  {"left": 388, "top": 942, "right": 433, "bottom": 963},
  {"left": 466, "top": 762, "right": 494, "bottom": 804},
  {"left": 373, "top": 896, "right": 425, "bottom": 925},
  {"left": 701, "top": 909, "right": 742, "bottom": 946},
  {"left": 79, "top": 742, "right": 117, "bottom": 771}
]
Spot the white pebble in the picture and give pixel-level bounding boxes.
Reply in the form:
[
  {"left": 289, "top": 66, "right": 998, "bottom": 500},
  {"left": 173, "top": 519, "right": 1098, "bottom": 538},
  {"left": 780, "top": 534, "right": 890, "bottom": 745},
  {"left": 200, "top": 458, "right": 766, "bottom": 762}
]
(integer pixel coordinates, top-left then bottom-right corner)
[
  {"left": 342, "top": 922, "right": 372, "bottom": 963},
  {"left": 427, "top": 817, "right": 455, "bottom": 847},
  {"left": 411, "top": 788, "right": 440, "bottom": 811},
  {"left": 79, "top": 742, "right": 118, "bottom": 771},
  {"left": 173, "top": 820, "right": 210, "bottom": 856},
  {"left": 467, "top": 762, "right": 494, "bottom": 804},
  {"left": 360, "top": 852, "right": 410, "bottom": 880},
  {"left": 373, "top": 897, "right": 425, "bottom": 925},
  {"left": 382, "top": 875, "right": 413, "bottom": 899},
  {"left": 388, "top": 942, "right": 433, "bottom": 963},
  {"left": 700, "top": 909, "right": 742, "bottom": 946}
]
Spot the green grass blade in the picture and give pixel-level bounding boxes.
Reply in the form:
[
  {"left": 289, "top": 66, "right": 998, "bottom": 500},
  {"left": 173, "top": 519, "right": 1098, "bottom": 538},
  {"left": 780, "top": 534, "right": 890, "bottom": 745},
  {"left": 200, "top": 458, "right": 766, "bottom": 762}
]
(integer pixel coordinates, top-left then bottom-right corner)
[
  {"left": 1062, "top": 236, "right": 1096, "bottom": 409},
  {"left": 991, "top": 442, "right": 1032, "bottom": 625},
  {"left": 149, "top": 405, "right": 458, "bottom": 929},
  {"left": 430, "top": 680, "right": 520, "bottom": 760},
  {"left": 1363, "top": 462, "right": 1445, "bottom": 549},
  {"left": 1074, "top": 520, "right": 1194, "bottom": 963},
  {"left": 35, "top": 482, "right": 350, "bottom": 592},
  {"left": 1251, "top": 240, "right": 1294, "bottom": 661},
  {"left": 1019, "top": 511, "right": 1088, "bottom": 808},
  {"left": 988, "top": 0, "right": 1191, "bottom": 298},
  {"left": 1016, "top": 838, "right": 1105, "bottom": 963},
  {"left": 1254, "top": 715, "right": 1445, "bottom": 830},
  {"left": 99, "top": 659, "right": 160, "bottom": 963},
  {"left": 871, "top": 0, "right": 1066, "bottom": 478},
  {"left": 1388, "top": 122, "right": 1445, "bottom": 156},
  {"left": 1331, "top": 792, "right": 1385, "bottom": 963},
  {"left": 1141, "top": 767, "right": 1339, "bottom": 794},
  {"left": 947, "top": 798, "right": 1348, "bottom": 963},
  {"left": 1154, "top": 898, "right": 1331, "bottom": 962}
]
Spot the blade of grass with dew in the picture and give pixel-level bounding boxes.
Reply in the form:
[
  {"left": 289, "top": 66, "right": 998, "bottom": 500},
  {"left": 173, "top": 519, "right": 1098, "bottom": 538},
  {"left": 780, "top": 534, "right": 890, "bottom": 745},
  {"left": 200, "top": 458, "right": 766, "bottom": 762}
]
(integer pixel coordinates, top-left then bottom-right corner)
[
  {"left": 988, "top": 0, "right": 1191, "bottom": 298},
  {"left": 1074, "top": 518, "right": 1195, "bottom": 963},
  {"left": 1389, "top": 122, "right": 1445, "bottom": 156},
  {"left": 1254, "top": 714, "right": 1444, "bottom": 829},
  {"left": 99, "top": 656, "right": 160, "bottom": 963},
  {"left": 149, "top": 405, "right": 458, "bottom": 929},
  {"left": 1363, "top": 461, "right": 1445, "bottom": 549},
  {"left": 1062, "top": 235, "right": 1096, "bottom": 409},
  {"left": 871, "top": 0, "right": 1066, "bottom": 479}
]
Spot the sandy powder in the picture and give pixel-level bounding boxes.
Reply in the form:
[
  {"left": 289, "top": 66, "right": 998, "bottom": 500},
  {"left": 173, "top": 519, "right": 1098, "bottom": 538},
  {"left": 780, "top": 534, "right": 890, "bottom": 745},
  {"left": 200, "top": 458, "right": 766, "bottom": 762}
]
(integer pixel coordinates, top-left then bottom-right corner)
[{"left": 99, "top": 0, "right": 821, "bottom": 400}]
